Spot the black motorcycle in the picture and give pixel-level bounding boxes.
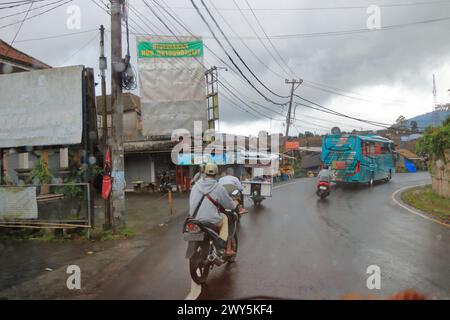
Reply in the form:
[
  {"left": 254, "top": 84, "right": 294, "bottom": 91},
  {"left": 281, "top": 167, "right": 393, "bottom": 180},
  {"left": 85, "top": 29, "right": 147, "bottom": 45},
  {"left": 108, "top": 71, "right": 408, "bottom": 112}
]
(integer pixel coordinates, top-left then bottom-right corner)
[
  {"left": 159, "top": 173, "right": 172, "bottom": 193},
  {"left": 183, "top": 209, "right": 239, "bottom": 284},
  {"left": 159, "top": 181, "right": 172, "bottom": 193}
]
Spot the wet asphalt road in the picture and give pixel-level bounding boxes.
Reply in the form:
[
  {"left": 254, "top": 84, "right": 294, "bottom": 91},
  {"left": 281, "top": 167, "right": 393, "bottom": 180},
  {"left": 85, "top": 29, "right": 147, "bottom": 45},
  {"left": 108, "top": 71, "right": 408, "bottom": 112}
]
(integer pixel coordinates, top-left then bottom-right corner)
[{"left": 97, "top": 172, "right": 450, "bottom": 300}]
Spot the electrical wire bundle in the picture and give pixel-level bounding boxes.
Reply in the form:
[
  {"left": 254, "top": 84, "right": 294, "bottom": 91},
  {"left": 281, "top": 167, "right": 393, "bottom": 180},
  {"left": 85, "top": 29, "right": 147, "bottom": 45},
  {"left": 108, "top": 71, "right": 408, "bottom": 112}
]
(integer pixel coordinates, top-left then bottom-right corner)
[{"left": 120, "top": 0, "right": 137, "bottom": 91}]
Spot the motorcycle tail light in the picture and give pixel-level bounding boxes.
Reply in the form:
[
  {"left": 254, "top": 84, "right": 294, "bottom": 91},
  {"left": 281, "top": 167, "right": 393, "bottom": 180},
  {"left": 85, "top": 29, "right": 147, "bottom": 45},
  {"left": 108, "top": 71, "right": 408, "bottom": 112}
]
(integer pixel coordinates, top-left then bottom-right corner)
[{"left": 186, "top": 223, "right": 201, "bottom": 233}]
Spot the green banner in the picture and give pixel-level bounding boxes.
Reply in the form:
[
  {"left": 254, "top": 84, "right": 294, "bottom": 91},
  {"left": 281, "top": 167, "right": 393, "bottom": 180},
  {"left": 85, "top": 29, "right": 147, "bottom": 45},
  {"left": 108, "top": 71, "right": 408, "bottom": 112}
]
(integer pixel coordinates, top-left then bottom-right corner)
[{"left": 138, "top": 40, "right": 203, "bottom": 58}]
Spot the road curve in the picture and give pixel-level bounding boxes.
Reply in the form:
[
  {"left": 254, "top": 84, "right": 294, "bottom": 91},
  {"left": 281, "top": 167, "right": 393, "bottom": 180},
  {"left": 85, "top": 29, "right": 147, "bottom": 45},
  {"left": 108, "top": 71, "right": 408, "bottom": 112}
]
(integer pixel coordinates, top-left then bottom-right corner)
[{"left": 96, "top": 172, "right": 449, "bottom": 300}]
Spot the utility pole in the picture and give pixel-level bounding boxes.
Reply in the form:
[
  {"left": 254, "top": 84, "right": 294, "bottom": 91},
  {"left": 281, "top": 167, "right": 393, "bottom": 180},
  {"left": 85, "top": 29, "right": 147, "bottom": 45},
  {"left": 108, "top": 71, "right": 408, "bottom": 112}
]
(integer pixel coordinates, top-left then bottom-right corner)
[
  {"left": 99, "top": 24, "right": 112, "bottom": 230},
  {"left": 110, "top": 0, "right": 125, "bottom": 228},
  {"left": 285, "top": 79, "right": 303, "bottom": 137},
  {"left": 432, "top": 74, "right": 438, "bottom": 126},
  {"left": 205, "top": 66, "right": 219, "bottom": 133}
]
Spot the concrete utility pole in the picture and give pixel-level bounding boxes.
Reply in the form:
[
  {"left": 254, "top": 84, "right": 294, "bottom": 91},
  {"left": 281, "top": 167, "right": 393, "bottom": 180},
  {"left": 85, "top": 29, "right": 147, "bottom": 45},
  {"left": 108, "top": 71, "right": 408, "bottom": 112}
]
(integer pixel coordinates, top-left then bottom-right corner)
[
  {"left": 110, "top": 0, "right": 125, "bottom": 228},
  {"left": 432, "top": 74, "right": 438, "bottom": 126},
  {"left": 99, "top": 24, "right": 112, "bottom": 230},
  {"left": 285, "top": 79, "right": 303, "bottom": 137}
]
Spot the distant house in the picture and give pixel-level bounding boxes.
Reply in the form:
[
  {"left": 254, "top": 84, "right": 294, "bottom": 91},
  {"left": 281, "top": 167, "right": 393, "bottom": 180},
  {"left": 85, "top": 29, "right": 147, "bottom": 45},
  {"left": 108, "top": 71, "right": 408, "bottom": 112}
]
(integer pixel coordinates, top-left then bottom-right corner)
[
  {"left": 396, "top": 149, "right": 424, "bottom": 172},
  {"left": 0, "top": 39, "right": 51, "bottom": 74}
]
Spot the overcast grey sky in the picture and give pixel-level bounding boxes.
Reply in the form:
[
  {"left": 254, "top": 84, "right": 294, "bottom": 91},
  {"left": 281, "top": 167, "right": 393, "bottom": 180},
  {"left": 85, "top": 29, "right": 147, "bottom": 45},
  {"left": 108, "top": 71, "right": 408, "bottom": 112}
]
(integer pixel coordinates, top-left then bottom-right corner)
[{"left": 1, "top": 0, "right": 450, "bottom": 136}]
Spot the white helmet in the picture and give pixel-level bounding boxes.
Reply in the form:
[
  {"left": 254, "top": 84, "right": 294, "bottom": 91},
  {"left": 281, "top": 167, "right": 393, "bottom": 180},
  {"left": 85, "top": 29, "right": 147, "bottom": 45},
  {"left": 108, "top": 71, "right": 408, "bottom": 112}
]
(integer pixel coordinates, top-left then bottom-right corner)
[{"left": 204, "top": 163, "right": 218, "bottom": 176}]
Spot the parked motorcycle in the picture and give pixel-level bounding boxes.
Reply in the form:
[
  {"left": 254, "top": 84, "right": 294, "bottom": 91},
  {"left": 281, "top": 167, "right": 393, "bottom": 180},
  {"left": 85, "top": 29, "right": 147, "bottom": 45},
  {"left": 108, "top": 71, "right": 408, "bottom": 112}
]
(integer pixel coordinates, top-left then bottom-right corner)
[
  {"left": 159, "top": 172, "right": 172, "bottom": 193},
  {"left": 159, "top": 181, "right": 172, "bottom": 193},
  {"left": 183, "top": 209, "right": 239, "bottom": 284},
  {"left": 316, "top": 181, "right": 331, "bottom": 199}
]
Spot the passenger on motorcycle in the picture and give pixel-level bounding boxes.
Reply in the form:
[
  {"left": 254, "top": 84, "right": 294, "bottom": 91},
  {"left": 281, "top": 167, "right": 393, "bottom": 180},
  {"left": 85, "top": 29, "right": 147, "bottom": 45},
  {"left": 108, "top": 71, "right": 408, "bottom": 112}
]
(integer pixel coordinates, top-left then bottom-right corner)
[
  {"left": 219, "top": 167, "right": 248, "bottom": 215},
  {"left": 188, "top": 163, "right": 238, "bottom": 256}
]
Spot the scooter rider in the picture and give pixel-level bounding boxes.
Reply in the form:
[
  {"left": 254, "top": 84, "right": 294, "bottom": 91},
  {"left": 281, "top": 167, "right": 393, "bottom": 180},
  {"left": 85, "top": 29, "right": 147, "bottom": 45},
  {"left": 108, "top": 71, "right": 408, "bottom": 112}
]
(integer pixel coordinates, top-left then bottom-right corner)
[
  {"left": 219, "top": 167, "right": 248, "bottom": 215},
  {"left": 188, "top": 163, "right": 238, "bottom": 256},
  {"left": 318, "top": 164, "right": 333, "bottom": 183}
]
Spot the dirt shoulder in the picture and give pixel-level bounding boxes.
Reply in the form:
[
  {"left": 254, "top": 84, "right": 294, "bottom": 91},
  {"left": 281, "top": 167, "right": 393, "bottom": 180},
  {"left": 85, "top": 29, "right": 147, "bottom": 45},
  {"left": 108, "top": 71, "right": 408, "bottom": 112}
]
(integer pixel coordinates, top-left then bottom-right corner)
[{"left": 0, "top": 192, "right": 189, "bottom": 299}]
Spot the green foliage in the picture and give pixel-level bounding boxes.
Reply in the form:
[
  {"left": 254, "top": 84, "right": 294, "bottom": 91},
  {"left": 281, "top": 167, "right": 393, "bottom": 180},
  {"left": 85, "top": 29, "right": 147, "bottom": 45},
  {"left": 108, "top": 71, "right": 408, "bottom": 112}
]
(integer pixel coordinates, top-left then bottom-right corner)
[
  {"left": 416, "top": 121, "right": 450, "bottom": 162},
  {"left": 28, "top": 159, "right": 53, "bottom": 184},
  {"left": 89, "top": 164, "right": 104, "bottom": 177},
  {"left": 443, "top": 115, "right": 450, "bottom": 127},
  {"left": 54, "top": 182, "right": 83, "bottom": 198}
]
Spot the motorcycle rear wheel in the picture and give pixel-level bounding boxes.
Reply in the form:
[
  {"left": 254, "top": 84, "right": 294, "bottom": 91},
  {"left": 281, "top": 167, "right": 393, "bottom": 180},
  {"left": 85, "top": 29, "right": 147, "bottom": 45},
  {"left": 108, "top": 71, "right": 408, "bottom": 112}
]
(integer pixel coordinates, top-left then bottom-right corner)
[{"left": 189, "top": 244, "right": 210, "bottom": 284}]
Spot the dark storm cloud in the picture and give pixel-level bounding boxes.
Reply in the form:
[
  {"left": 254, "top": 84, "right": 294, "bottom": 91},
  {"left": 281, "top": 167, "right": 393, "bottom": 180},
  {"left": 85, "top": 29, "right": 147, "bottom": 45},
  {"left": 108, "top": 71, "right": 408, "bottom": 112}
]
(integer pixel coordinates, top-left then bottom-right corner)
[{"left": 1, "top": 0, "right": 450, "bottom": 135}]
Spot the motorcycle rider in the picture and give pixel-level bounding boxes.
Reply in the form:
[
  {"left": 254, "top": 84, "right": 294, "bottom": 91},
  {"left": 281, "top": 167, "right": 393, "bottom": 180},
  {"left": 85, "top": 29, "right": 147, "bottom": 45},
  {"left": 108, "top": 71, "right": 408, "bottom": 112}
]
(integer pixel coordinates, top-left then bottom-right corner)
[
  {"left": 219, "top": 167, "right": 248, "bottom": 215},
  {"left": 159, "top": 171, "right": 168, "bottom": 191},
  {"left": 188, "top": 163, "right": 238, "bottom": 256},
  {"left": 318, "top": 164, "right": 333, "bottom": 183}
]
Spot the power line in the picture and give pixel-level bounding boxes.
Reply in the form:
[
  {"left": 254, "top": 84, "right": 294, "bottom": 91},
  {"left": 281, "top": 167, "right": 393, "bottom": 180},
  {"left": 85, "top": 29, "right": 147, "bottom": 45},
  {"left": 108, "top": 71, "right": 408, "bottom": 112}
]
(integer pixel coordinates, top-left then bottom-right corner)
[
  {"left": 0, "top": 0, "right": 47, "bottom": 10},
  {"left": 191, "top": 0, "right": 287, "bottom": 106},
  {"left": 243, "top": 0, "right": 297, "bottom": 78},
  {"left": 201, "top": 0, "right": 289, "bottom": 100},
  {"left": 14, "top": 28, "right": 98, "bottom": 43},
  {"left": 135, "top": 1, "right": 450, "bottom": 12},
  {"left": 5, "top": 0, "right": 34, "bottom": 55},
  {"left": 58, "top": 32, "right": 98, "bottom": 66},
  {"left": 0, "top": 0, "right": 66, "bottom": 20},
  {"left": 0, "top": 0, "right": 73, "bottom": 30},
  {"left": 231, "top": 0, "right": 291, "bottom": 78}
]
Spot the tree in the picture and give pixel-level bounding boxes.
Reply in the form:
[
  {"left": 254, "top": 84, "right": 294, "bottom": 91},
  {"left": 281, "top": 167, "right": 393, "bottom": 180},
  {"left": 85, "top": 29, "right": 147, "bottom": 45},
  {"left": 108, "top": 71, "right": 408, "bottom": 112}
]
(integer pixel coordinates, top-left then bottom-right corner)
[
  {"left": 304, "top": 131, "right": 314, "bottom": 138},
  {"left": 331, "top": 126, "right": 341, "bottom": 135},
  {"left": 416, "top": 120, "right": 450, "bottom": 161},
  {"left": 396, "top": 115, "right": 406, "bottom": 126},
  {"left": 410, "top": 121, "right": 418, "bottom": 132}
]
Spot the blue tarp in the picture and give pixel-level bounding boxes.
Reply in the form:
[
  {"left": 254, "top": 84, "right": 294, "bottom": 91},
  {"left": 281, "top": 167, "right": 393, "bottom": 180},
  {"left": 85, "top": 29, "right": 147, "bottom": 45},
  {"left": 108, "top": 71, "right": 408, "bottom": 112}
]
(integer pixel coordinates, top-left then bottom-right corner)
[{"left": 404, "top": 159, "right": 417, "bottom": 173}]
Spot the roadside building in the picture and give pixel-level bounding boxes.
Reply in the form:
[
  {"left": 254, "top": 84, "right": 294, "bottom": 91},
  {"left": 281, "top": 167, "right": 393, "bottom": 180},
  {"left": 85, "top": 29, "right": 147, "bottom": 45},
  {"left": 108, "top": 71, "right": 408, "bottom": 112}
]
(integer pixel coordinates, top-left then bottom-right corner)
[
  {"left": 396, "top": 149, "right": 424, "bottom": 173},
  {"left": 96, "top": 93, "right": 179, "bottom": 191},
  {"left": 299, "top": 147, "right": 323, "bottom": 177},
  {"left": 0, "top": 39, "right": 50, "bottom": 74},
  {"left": 0, "top": 41, "right": 58, "bottom": 184}
]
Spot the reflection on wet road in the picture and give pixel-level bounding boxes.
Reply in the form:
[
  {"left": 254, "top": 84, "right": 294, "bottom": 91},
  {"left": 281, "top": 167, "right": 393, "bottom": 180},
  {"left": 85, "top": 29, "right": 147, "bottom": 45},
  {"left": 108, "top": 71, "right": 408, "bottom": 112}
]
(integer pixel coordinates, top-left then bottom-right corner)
[{"left": 97, "top": 172, "right": 449, "bottom": 300}]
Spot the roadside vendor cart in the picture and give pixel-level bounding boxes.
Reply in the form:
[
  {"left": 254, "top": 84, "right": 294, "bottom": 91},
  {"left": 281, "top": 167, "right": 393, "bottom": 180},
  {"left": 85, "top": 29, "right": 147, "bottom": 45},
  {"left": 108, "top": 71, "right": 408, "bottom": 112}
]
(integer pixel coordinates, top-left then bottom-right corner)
[{"left": 241, "top": 165, "right": 274, "bottom": 207}]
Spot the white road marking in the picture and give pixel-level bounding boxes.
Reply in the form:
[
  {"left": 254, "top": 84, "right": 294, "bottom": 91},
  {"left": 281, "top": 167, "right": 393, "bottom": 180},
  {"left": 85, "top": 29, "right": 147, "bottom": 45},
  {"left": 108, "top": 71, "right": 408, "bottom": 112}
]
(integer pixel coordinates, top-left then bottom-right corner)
[
  {"left": 391, "top": 184, "right": 449, "bottom": 228},
  {"left": 184, "top": 280, "right": 202, "bottom": 300}
]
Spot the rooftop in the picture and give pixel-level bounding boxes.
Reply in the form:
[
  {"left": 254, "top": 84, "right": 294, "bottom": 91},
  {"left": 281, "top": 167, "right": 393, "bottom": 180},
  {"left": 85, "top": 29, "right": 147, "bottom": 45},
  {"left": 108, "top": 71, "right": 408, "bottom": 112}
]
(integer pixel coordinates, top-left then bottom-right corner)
[{"left": 0, "top": 39, "right": 51, "bottom": 70}]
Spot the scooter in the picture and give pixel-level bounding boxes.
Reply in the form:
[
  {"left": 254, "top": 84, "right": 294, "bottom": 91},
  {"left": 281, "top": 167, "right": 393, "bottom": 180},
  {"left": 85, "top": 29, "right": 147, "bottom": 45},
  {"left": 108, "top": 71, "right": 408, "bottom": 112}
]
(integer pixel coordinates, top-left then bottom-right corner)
[
  {"left": 183, "top": 209, "right": 239, "bottom": 284},
  {"left": 316, "top": 181, "right": 331, "bottom": 199}
]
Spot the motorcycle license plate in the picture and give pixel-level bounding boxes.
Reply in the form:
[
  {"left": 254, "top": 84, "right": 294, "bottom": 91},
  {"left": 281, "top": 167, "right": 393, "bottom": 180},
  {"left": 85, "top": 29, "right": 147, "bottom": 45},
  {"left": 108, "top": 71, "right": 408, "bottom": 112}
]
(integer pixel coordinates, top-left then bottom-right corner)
[
  {"left": 183, "top": 232, "right": 205, "bottom": 241},
  {"left": 320, "top": 186, "right": 328, "bottom": 190}
]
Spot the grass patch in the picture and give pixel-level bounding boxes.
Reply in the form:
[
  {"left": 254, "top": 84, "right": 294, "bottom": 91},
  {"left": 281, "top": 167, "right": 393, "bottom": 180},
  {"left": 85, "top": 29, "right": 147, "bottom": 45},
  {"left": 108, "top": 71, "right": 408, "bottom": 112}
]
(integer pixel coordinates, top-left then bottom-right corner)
[
  {"left": 0, "top": 228, "right": 84, "bottom": 242},
  {"left": 0, "top": 226, "right": 136, "bottom": 242},
  {"left": 90, "top": 227, "right": 136, "bottom": 241},
  {"left": 401, "top": 185, "right": 450, "bottom": 223}
]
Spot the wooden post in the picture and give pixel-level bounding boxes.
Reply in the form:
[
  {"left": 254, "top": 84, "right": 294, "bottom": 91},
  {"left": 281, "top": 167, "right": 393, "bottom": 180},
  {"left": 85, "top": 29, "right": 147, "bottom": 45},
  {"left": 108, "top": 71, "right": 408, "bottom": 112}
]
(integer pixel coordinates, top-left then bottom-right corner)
[
  {"left": 0, "top": 149, "right": 4, "bottom": 185},
  {"left": 168, "top": 190, "right": 173, "bottom": 215},
  {"left": 175, "top": 165, "right": 179, "bottom": 192},
  {"left": 41, "top": 150, "right": 49, "bottom": 194}
]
